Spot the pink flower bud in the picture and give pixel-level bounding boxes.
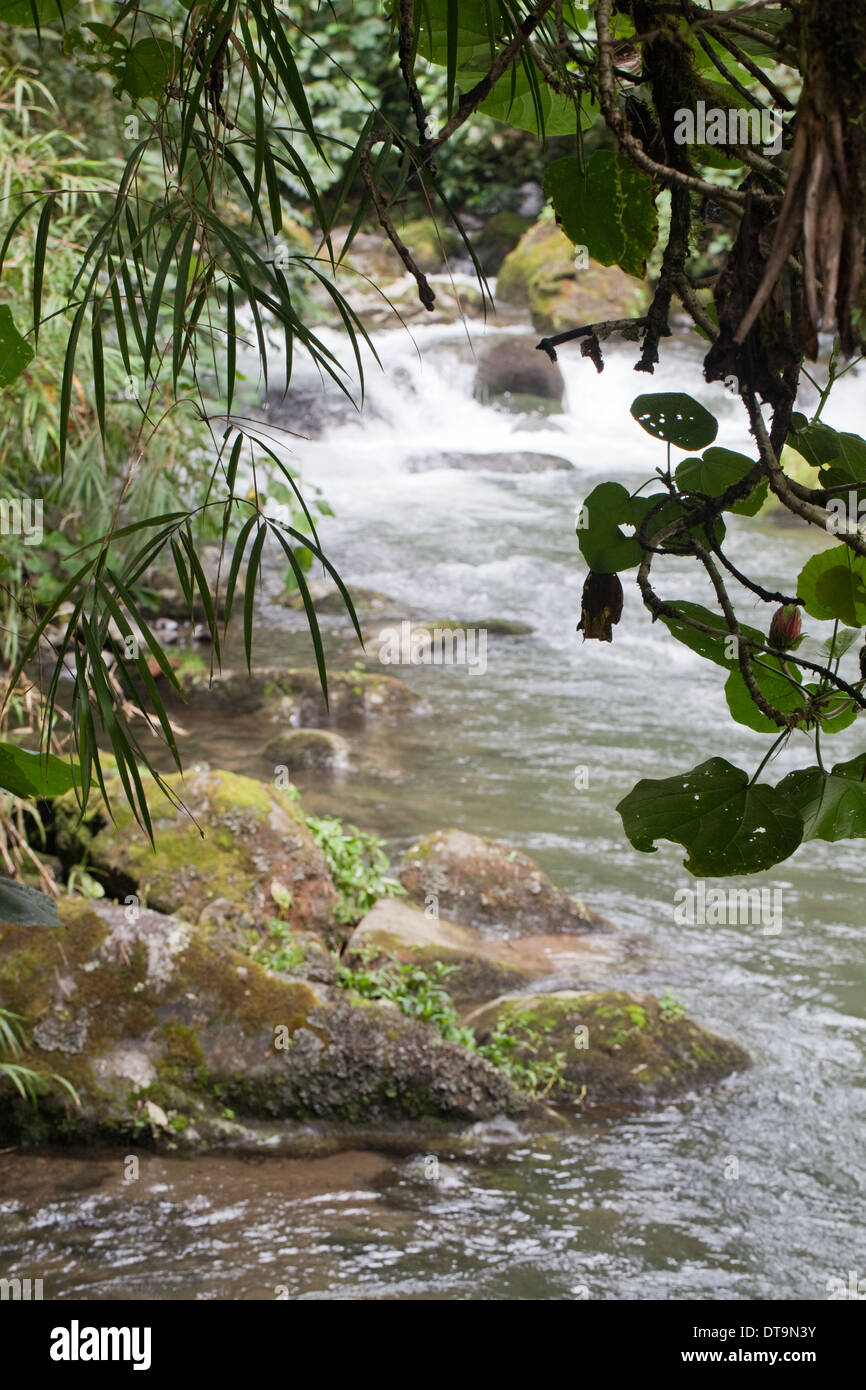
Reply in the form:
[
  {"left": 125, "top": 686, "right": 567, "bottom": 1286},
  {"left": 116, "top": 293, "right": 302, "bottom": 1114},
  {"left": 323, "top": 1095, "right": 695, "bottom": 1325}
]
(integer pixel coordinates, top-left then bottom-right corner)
[{"left": 768, "top": 604, "right": 802, "bottom": 650}]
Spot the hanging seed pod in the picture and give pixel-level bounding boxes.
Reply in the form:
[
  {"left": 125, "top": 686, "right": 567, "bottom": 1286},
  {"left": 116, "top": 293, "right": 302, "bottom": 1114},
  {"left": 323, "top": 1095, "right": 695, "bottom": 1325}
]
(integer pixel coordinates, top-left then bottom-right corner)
[{"left": 577, "top": 571, "right": 624, "bottom": 642}]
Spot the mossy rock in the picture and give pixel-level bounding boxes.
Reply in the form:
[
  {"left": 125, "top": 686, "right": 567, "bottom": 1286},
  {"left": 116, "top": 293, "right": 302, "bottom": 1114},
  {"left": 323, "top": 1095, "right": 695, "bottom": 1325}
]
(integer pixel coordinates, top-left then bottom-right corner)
[
  {"left": 496, "top": 219, "right": 647, "bottom": 335},
  {"left": 399, "top": 829, "right": 611, "bottom": 936},
  {"left": 163, "top": 665, "right": 421, "bottom": 725},
  {"left": 277, "top": 580, "right": 396, "bottom": 619},
  {"left": 467, "top": 990, "right": 750, "bottom": 1106},
  {"left": 411, "top": 617, "right": 533, "bottom": 636},
  {"left": 52, "top": 766, "right": 338, "bottom": 940},
  {"left": 399, "top": 217, "right": 461, "bottom": 273},
  {"left": 263, "top": 728, "right": 351, "bottom": 772},
  {"left": 476, "top": 211, "right": 533, "bottom": 274},
  {"left": 0, "top": 901, "right": 535, "bottom": 1148}
]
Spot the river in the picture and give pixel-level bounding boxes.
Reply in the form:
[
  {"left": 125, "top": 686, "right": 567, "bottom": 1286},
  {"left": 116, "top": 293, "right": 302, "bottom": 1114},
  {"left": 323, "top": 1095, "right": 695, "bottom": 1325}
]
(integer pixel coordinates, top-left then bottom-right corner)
[{"left": 1, "top": 308, "right": 864, "bottom": 1300}]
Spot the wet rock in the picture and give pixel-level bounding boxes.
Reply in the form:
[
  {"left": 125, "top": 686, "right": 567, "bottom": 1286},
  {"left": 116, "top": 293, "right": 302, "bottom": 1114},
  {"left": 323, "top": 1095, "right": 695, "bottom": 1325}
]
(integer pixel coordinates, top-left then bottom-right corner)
[
  {"left": 496, "top": 219, "right": 647, "bottom": 335},
  {"left": 406, "top": 451, "right": 572, "bottom": 474},
  {"left": 347, "top": 899, "right": 538, "bottom": 1004},
  {"left": 474, "top": 337, "right": 565, "bottom": 407},
  {"left": 276, "top": 579, "right": 397, "bottom": 619},
  {"left": 476, "top": 211, "right": 533, "bottom": 274},
  {"left": 466, "top": 990, "right": 750, "bottom": 1105},
  {"left": 52, "top": 767, "right": 338, "bottom": 940},
  {"left": 263, "top": 729, "right": 351, "bottom": 772},
  {"left": 0, "top": 901, "right": 535, "bottom": 1147},
  {"left": 399, "top": 829, "right": 610, "bottom": 935},
  {"left": 164, "top": 664, "right": 421, "bottom": 724}
]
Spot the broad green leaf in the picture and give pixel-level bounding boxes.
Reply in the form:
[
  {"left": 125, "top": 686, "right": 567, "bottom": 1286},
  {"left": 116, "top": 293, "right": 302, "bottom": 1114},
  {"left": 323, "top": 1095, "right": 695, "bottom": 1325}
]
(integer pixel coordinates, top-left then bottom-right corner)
[
  {"left": 631, "top": 392, "right": 718, "bottom": 450},
  {"left": 787, "top": 418, "right": 844, "bottom": 467},
  {"left": 576, "top": 481, "right": 644, "bottom": 573},
  {"left": 675, "top": 446, "right": 754, "bottom": 498},
  {"left": 814, "top": 566, "right": 866, "bottom": 627},
  {"left": 481, "top": 81, "right": 597, "bottom": 136},
  {"left": 729, "top": 478, "right": 770, "bottom": 517},
  {"left": 777, "top": 754, "right": 866, "bottom": 842},
  {"left": 0, "top": 742, "right": 77, "bottom": 799},
  {"left": 617, "top": 757, "right": 803, "bottom": 876},
  {"left": 660, "top": 602, "right": 765, "bottom": 670},
  {"left": 120, "top": 36, "right": 180, "bottom": 99},
  {"left": 544, "top": 151, "right": 658, "bottom": 278},
  {"left": 0, "top": 877, "right": 59, "bottom": 927},
  {"left": 724, "top": 655, "right": 805, "bottom": 733},
  {"left": 798, "top": 546, "right": 866, "bottom": 626},
  {"left": 0, "top": 306, "right": 35, "bottom": 387}
]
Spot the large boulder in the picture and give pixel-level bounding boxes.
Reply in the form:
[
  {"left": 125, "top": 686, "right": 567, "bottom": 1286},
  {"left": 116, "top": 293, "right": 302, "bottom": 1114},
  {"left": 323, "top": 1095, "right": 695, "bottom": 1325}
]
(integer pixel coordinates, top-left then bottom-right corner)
[
  {"left": 496, "top": 219, "right": 647, "bottom": 335},
  {"left": 262, "top": 728, "right": 351, "bottom": 772},
  {"left": 52, "top": 767, "right": 338, "bottom": 942},
  {"left": 399, "top": 829, "right": 610, "bottom": 935},
  {"left": 476, "top": 210, "right": 533, "bottom": 274},
  {"left": 165, "top": 665, "right": 420, "bottom": 725},
  {"left": 0, "top": 901, "right": 535, "bottom": 1148},
  {"left": 474, "top": 336, "right": 565, "bottom": 407},
  {"left": 467, "top": 991, "right": 750, "bottom": 1105}
]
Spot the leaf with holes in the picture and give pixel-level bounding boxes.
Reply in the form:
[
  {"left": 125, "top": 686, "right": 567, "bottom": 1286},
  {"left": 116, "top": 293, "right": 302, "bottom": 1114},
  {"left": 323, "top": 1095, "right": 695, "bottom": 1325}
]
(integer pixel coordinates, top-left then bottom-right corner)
[
  {"left": 631, "top": 393, "right": 718, "bottom": 450},
  {"left": 617, "top": 757, "right": 803, "bottom": 876}
]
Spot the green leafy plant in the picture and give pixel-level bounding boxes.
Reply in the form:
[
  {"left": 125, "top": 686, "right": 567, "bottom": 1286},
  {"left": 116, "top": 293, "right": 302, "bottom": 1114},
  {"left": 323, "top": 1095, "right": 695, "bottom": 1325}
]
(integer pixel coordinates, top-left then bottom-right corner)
[
  {"left": 306, "top": 815, "right": 405, "bottom": 925},
  {"left": 477, "top": 1017, "right": 567, "bottom": 1098},
  {"left": 254, "top": 918, "right": 308, "bottom": 975},
  {"left": 658, "top": 990, "right": 687, "bottom": 1023},
  {"left": 0, "top": 1005, "right": 79, "bottom": 1106},
  {"left": 338, "top": 953, "right": 475, "bottom": 1046}
]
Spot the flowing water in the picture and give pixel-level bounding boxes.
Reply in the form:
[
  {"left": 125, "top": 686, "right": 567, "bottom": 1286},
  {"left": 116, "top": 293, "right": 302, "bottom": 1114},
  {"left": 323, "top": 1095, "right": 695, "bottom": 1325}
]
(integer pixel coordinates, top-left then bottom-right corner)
[{"left": 1, "top": 310, "right": 864, "bottom": 1300}]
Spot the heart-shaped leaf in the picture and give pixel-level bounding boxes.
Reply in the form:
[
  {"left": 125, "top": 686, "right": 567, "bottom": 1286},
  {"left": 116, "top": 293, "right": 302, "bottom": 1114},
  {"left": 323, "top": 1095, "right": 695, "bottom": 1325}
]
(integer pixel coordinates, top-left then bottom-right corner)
[
  {"left": 617, "top": 757, "right": 803, "bottom": 876},
  {"left": 798, "top": 546, "right": 866, "bottom": 626}
]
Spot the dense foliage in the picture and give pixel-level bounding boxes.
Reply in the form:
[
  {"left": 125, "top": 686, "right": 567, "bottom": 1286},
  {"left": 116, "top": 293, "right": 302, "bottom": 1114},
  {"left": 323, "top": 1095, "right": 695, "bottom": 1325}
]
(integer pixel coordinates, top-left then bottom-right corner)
[{"left": 0, "top": 0, "right": 865, "bottom": 910}]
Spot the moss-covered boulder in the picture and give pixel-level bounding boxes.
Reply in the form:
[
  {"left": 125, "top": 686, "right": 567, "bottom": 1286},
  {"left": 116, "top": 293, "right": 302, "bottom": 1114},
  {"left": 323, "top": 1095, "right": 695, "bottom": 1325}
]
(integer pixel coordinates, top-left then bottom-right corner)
[
  {"left": 52, "top": 767, "right": 338, "bottom": 940},
  {"left": 467, "top": 991, "right": 750, "bottom": 1106},
  {"left": 476, "top": 210, "right": 533, "bottom": 274},
  {"left": 263, "top": 728, "right": 351, "bottom": 772},
  {"left": 496, "top": 219, "right": 647, "bottom": 334},
  {"left": 399, "top": 829, "right": 610, "bottom": 935},
  {"left": 166, "top": 665, "right": 420, "bottom": 725},
  {"left": 474, "top": 336, "right": 565, "bottom": 406},
  {"left": 0, "top": 901, "right": 535, "bottom": 1148}
]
